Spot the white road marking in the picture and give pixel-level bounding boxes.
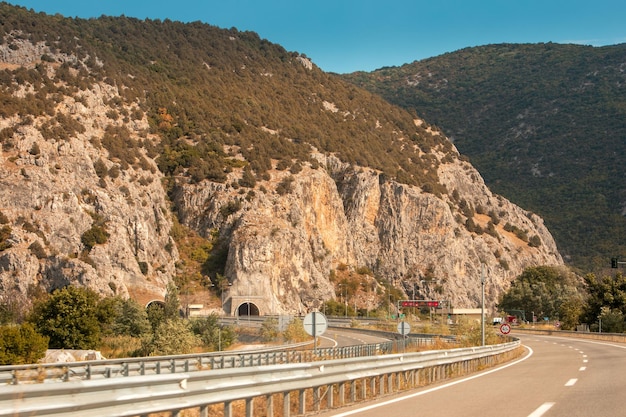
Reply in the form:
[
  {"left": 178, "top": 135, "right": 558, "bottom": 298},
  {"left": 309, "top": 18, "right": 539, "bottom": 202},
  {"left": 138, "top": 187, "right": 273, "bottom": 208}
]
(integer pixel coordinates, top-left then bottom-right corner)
[
  {"left": 327, "top": 347, "right": 535, "bottom": 417},
  {"left": 565, "top": 378, "right": 578, "bottom": 386},
  {"left": 579, "top": 366, "right": 586, "bottom": 371},
  {"left": 528, "top": 402, "right": 555, "bottom": 417}
]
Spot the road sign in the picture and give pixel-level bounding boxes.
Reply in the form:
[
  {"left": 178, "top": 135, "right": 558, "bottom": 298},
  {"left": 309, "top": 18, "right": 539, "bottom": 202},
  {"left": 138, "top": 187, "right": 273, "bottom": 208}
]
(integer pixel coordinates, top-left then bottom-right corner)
[
  {"left": 400, "top": 300, "right": 440, "bottom": 308},
  {"left": 303, "top": 312, "right": 328, "bottom": 336},
  {"left": 397, "top": 321, "right": 411, "bottom": 336},
  {"left": 500, "top": 323, "right": 511, "bottom": 334}
]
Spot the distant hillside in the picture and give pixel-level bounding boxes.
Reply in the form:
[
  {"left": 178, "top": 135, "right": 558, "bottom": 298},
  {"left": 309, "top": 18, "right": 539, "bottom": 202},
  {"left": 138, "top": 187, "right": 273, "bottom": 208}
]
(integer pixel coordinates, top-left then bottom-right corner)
[{"left": 343, "top": 43, "right": 626, "bottom": 271}]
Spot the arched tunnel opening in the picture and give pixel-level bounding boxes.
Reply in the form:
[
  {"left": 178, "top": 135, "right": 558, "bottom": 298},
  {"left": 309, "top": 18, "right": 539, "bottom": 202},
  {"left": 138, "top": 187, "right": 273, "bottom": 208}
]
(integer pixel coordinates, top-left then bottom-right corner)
[{"left": 237, "top": 302, "right": 260, "bottom": 317}]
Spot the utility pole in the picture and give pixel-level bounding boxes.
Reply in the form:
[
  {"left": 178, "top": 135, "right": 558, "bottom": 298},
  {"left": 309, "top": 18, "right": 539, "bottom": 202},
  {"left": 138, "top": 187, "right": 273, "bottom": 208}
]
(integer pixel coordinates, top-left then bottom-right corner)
[{"left": 481, "top": 263, "right": 485, "bottom": 346}]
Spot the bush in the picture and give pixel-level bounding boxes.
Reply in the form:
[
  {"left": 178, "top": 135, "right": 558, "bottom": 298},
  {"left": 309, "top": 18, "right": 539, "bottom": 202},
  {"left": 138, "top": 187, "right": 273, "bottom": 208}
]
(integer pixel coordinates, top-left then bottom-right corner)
[
  {"left": 81, "top": 225, "right": 109, "bottom": 251},
  {"left": 283, "top": 318, "right": 309, "bottom": 343},
  {"left": 0, "top": 323, "right": 48, "bottom": 365},
  {"left": 143, "top": 318, "right": 199, "bottom": 355},
  {"left": 191, "top": 314, "right": 236, "bottom": 351},
  {"left": 28, "top": 240, "right": 47, "bottom": 259},
  {"left": 29, "top": 286, "right": 102, "bottom": 349},
  {"left": 259, "top": 317, "right": 280, "bottom": 342},
  {"left": 0, "top": 225, "right": 13, "bottom": 251}
]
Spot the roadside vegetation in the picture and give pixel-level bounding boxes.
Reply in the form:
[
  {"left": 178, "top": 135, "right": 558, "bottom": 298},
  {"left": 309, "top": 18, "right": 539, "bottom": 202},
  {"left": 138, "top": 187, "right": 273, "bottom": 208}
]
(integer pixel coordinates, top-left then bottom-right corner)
[{"left": 0, "top": 282, "right": 236, "bottom": 364}]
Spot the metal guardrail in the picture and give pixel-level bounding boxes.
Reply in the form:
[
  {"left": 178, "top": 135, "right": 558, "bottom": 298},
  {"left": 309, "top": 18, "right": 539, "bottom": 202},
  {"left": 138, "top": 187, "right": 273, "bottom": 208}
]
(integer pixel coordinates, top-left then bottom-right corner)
[
  {"left": 0, "top": 339, "right": 521, "bottom": 417},
  {"left": 513, "top": 327, "right": 626, "bottom": 343},
  {"left": 0, "top": 333, "right": 440, "bottom": 385}
]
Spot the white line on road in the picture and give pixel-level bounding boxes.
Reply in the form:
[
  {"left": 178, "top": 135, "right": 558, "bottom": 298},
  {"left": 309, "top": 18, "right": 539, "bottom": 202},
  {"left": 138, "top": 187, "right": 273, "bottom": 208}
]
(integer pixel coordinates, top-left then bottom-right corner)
[
  {"left": 565, "top": 378, "right": 578, "bottom": 386},
  {"left": 327, "top": 347, "right": 534, "bottom": 417},
  {"left": 528, "top": 402, "right": 555, "bottom": 417},
  {"left": 579, "top": 366, "right": 586, "bottom": 371}
]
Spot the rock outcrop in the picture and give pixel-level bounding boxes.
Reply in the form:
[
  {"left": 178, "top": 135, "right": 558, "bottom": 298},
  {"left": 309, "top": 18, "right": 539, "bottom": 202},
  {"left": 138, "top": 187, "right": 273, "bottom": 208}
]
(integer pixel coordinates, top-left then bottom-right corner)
[{"left": 174, "top": 151, "right": 562, "bottom": 314}]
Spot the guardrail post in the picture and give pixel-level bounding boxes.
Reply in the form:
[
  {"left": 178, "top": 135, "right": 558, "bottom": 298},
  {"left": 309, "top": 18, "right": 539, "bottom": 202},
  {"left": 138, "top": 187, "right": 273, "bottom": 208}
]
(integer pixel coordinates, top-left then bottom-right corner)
[
  {"left": 370, "top": 376, "right": 376, "bottom": 397},
  {"left": 245, "top": 397, "right": 254, "bottom": 417},
  {"left": 224, "top": 401, "right": 232, "bottom": 417},
  {"left": 200, "top": 405, "right": 208, "bottom": 417},
  {"left": 350, "top": 380, "right": 356, "bottom": 402},
  {"left": 338, "top": 382, "right": 345, "bottom": 406},
  {"left": 361, "top": 378, "right": 366, "bottom": 399},
  {"left": 387, "top": 373, "right": 393, "bottom": 393},
  {"left": 266, "top": 394, "right": 274, "bottom": 417},
  {"left": 283, "top": 391, "right": 290, "bottom": 417},
  {"left": 298, "top": 389, "right": 306, "bottom": 415},
  {"left": 327, "top": 384, "right": 334, "bottom": 408}
]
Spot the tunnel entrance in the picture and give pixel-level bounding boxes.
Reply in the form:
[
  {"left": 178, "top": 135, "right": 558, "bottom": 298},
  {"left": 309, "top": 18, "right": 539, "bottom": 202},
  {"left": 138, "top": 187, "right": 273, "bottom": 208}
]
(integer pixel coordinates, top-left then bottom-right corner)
[{"left": 237, "top": 302, "right": 260, "bottom": 317}]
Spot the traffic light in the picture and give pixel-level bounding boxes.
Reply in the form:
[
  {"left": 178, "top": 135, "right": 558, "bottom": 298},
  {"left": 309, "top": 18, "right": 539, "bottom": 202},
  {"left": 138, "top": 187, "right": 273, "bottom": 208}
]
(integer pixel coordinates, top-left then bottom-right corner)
[{"left": 611, "top": 257, "right": 619, "bottom": 268}]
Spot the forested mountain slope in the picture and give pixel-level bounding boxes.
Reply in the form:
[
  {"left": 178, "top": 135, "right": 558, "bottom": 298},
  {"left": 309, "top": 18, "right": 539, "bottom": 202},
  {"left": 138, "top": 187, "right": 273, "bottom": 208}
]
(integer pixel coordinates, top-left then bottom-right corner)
[
  {"left": 0, "top": 4, "right": 562, "bottom": 312},
  {"left": 343, "top": 43, "right": 626, "bottom": 271}
]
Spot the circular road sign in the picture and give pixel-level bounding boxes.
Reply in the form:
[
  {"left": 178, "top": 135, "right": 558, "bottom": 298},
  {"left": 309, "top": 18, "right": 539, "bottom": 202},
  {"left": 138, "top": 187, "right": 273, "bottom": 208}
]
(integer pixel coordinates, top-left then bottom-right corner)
[
  {"left": 397, "top": 321, "right": 411, "bottom": 336},
  {"left": 500, "top": 323, "right": 511, "bottom": 334},
  {"left": 303, "top": 312, "right": 328, "bottom": 336}
]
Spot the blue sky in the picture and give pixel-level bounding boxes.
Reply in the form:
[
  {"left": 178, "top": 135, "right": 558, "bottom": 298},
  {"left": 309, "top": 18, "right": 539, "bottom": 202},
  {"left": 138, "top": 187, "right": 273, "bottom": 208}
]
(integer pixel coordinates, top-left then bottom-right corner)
[{"left": 6, "top": 0, "right": 626, "bottom": 73}]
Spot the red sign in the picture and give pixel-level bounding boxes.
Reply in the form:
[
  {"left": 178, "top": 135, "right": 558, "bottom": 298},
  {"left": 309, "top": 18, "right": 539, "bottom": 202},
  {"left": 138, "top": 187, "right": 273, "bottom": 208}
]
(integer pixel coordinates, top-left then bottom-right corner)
[
  {"left": 500, "top": 323, "right": 511, "bottom": 334},
  {"left": 400, "top": 300, "right": 440, "bottom": 308}
]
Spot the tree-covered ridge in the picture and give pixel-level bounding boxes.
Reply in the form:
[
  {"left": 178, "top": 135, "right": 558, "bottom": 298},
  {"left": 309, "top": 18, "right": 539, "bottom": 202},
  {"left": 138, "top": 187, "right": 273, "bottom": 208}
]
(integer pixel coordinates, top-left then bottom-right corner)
[
  {"left": 0, "top": 2, "right": 453, "bottom": 194},
  {"left": 343, "top": 42, "right": 626, "bottom": 271}
]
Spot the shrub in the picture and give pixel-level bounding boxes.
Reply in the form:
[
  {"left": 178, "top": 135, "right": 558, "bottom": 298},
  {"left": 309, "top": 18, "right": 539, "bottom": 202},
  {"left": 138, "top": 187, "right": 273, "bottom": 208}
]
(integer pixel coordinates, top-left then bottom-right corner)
[
  {"left": 0, "top": 226, "right": 13, "bottom": 251},
  {"left": 143, "top": 318, "right": 199, "bottom": 355},
  {"left": 0, "top": 323, "right": 48, "bottom": 365},
  {"left": 81, "top": 225, "right": 109, "bottom": 251},
  {"left": 528, "top": 235, "right": 542, "bottom": 247},
  {"left": 28, "top": 240, "right": 47, "bottom": 259}
]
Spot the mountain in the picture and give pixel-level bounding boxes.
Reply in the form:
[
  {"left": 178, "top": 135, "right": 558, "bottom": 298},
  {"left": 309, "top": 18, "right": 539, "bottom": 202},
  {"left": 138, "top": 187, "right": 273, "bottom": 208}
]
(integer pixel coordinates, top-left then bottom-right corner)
[
  {"left": 0, "top": 4, "right": 562, "bottom": 313},
  {"left": 342, "top": 43, "right": 626, "bottom": 271}
]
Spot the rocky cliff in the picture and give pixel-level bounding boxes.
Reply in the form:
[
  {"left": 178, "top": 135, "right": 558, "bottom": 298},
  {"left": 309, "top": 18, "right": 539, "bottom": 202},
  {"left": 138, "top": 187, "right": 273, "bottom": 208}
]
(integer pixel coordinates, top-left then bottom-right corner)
[
  {"left": 0, "top": 7, "right": 563, "bottom": 315},
  {"left": 174, "top": 145, "right": 562, "bottom": 314}
]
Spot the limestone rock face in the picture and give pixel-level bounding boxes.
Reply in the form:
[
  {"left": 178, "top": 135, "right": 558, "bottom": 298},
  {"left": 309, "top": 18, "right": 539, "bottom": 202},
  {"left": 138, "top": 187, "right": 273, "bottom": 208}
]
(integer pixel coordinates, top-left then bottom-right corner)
[
  {"left": 0, "top": 65, "right": 178, "bottom": 304},
  {"left": 174, "top": 153, "right": 563, "bottom": 314}
]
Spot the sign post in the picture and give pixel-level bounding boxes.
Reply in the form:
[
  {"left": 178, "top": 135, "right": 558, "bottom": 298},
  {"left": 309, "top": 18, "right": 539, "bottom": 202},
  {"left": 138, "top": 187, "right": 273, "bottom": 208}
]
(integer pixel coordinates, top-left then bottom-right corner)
[
  {"left": 303, "top": 311, "right": 328, "bottom": 353},
  {"left": 397, "top": 321, "right": 411, "bottom": 352}
]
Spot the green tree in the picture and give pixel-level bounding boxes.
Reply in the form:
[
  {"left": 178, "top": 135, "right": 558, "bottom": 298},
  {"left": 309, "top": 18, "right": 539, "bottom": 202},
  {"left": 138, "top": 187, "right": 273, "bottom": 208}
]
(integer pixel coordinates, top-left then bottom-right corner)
[
  {"left": 190, "top": 314, "right": 235, "bottom": 351},
  {"left": 163, "top": 281, "right": 181, "bottom": 320},
  {"left": 283, "top": 318, "right": 309, "bottom": 343},
  {"left": 259, "top": 317, "right": 280, "bottom": 342},
  {"left": 498, "top": 266, "right": 583, "bottom": 324},
  {"left": 144, "top": 318, "right": 199, "bottom": 355},
  {"left": 29, "top": 286, "right": 103, "bottom": 349},
  {"left": 100, "top": 296, "right": 151, "bottom": 337},
  {"left": 581, "top": 272, "right": 626, "bottom": 331},
  {"left": 0, "top": 323, "right": 49, "bottom": 365},
  {"left": 146, "top": 302, "right": 165, "bottom": 332}
]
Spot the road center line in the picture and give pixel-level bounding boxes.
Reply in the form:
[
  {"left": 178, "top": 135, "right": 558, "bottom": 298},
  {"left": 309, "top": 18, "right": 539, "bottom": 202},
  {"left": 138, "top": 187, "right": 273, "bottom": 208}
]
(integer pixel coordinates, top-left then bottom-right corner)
[
  {"left": 579, "top": 366, "right": 586, "bottom": 371},
  {"left": 565, "top": 378, "right": 578, "bottom": 386},
  {"left": 528, "top": 402, "right": 555, "bottom": 417},
  {"left": 328, "top": 346, "right": 534, "bottom": 417}
]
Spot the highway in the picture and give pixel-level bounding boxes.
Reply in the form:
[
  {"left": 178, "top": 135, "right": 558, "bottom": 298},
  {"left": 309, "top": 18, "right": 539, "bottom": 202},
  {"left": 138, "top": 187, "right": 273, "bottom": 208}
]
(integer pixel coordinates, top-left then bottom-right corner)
[{"left": 316, "top": 333, "right": 626, "bottom": 417}]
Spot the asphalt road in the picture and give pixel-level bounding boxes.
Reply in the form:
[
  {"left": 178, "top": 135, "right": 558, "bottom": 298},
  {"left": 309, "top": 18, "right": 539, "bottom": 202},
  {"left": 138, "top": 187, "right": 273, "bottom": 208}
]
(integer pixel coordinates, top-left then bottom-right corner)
[
  {"left": 316, "top": 333, "right": 626, "bottom": 417},
  {"left": 319, "top": 329, "right": 391, "bottom": 348}
]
